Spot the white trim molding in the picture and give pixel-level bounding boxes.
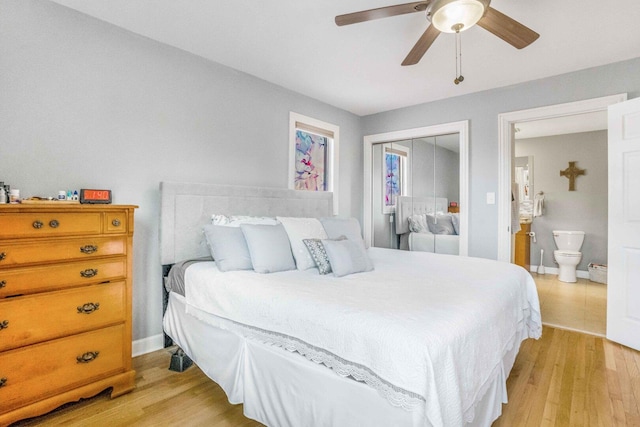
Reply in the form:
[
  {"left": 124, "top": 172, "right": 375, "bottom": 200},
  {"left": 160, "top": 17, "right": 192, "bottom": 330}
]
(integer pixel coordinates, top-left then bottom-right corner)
[
  {"left": 132, "top": 333, "right": 165, "bottom": 357},
  {"left": 497, "top": 94, "right": 627, "bottom": 262},
  {"left": 289, "top": 112, "right": 340, "bottom": 215},
  {"left": 363, "top": 121, "right": 469, "bottom": 256}
]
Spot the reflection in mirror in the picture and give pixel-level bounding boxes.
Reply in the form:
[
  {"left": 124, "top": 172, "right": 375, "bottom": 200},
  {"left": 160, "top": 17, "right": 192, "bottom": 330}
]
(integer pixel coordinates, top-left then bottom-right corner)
[
  {"left": 514, "top": 156, "right": 534, "bottom": 222},
  {"left": 372, "top": 140, "right": 411, "bottom": 248},
  {"left": 433, "top": 134, "right": 461, "bottom": 255},
  {"left": 371, "top": 133, "right": 461, "bottom": 255}
]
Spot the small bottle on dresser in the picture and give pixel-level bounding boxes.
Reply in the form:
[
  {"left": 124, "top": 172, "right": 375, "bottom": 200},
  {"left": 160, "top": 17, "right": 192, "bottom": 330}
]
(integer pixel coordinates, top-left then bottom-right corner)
[{"left": 0, "top": 182, "right": 6, "bottom": 204}]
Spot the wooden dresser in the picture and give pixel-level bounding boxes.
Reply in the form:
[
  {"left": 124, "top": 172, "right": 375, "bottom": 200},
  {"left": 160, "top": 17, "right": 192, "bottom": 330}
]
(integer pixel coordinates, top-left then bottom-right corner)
[{"left": 0, "top": 204, "right": 136, "bottom": 425}]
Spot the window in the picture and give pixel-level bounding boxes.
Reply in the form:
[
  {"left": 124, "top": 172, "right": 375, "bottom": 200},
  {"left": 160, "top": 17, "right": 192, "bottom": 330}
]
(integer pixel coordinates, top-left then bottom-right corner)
[
  {"left": 381, "top": 144, "right": 410, "bottom": 214},
  {"left": 289, "top": 112, "right": 339, "bottom": 214}
]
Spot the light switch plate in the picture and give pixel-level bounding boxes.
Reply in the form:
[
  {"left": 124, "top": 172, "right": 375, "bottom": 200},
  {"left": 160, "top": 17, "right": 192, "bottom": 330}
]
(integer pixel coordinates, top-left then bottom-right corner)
[{"left": 486, "top": 192, "right": 496, "bottom": 204}]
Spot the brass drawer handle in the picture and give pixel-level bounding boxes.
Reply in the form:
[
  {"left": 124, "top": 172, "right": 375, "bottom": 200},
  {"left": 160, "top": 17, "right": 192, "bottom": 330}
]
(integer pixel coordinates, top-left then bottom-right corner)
[
  {"left": 80, "top": 245, "right": 98, "bottom": 254},
  {"left": 0, "top": 378, "right": 6, "bottom": 388},
  {"left": 112, "top": 219, "right": 121, "bottom": 227},
  {"left": 0, "top": 252, "right": 5, "bottom": 261},
  {"left": 80, "top": 268, "right": 98, "bottom": 278},
  {"left": 77, "top": 302, "right": 100, "bottom": 314},
  {"left": 0, "top": 280, "right": 5, "bottom": 289},
  {"left": 0, "top": 320, "right": 8, "bottom": 330},
  {"left": 49, "top": 220, "right": 59, "bottom": 228},
  {"left": 77, "top": 351, "right": 99, "bottom": 363},
  {"left": 32, "top": 220, "right": 43, "bottom": 229}
]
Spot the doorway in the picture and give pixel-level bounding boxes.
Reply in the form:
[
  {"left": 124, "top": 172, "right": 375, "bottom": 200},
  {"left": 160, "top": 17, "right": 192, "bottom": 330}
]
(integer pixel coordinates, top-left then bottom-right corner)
[
  {"left": 513, "top": 116, "right": 609, "bottom": 335},
  {"left": 497, "top": 93, "right": 626, "bottom": 260},
  {"left": 498, "top": 93, "right": 627, "bottom": 336}
]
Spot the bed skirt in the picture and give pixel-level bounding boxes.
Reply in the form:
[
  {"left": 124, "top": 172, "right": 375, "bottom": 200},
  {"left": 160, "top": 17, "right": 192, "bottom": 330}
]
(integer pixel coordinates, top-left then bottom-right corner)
[{"left": 163, "top": 292, "right": 524, "bottom": 427}]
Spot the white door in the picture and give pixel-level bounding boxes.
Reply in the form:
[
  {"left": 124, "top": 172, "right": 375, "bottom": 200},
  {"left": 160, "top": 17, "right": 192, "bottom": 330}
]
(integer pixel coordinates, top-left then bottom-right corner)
[{"left": 607, "top": 97, "right": 640, "bottom": 351}]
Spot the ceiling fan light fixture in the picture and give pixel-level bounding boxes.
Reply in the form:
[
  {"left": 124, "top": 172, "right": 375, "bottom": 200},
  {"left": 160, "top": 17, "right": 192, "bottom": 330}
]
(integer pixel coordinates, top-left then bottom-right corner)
[{"left": 430, "top": 0, "right": 487, "bottom": 33}]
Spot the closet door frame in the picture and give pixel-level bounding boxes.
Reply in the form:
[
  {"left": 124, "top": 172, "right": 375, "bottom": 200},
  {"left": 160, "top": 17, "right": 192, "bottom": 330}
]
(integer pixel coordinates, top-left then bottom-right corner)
[{"left": 363, "top": 121, "right": 469, "bottom": 256}]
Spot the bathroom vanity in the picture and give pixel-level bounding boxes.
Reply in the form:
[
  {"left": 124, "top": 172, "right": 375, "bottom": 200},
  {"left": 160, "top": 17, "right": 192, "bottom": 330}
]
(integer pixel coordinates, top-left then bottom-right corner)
[{"left": 515, "top": 222, "right": 531, "bottom": 270}]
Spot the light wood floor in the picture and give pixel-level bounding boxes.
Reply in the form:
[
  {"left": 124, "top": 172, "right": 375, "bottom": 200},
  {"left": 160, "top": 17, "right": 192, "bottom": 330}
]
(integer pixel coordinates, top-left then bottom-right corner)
[
  {"left": 11, "top": 327, "right": 640, "bottom": 426},
  {"left": 534, "top": 273, "right": 607, "bottom": 336}
]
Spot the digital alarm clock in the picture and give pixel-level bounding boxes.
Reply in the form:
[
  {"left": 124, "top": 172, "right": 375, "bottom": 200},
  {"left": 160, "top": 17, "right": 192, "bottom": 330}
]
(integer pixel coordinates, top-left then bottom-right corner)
[{"left": 80, "top": 189, "right": 112, "bottom": 204}]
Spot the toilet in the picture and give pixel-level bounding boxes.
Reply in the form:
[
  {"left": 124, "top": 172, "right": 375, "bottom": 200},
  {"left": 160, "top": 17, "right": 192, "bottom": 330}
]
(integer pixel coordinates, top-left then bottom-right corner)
[{"left": 552, "top": 230, "right": 585, "bottom": 283}]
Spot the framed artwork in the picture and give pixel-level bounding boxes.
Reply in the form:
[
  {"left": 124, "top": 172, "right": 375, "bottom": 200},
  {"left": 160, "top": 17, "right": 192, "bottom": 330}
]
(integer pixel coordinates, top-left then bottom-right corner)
[
  {"left": 382, "top": 145, "right": 410, "bottom": 214},
  {"left": 294, "top": 130, "right": 327, "bottom": 191},
  {"left": 384, "top": 152, "right": 401, "bottom": 212},
  {"left": 288, "top": 112, "right": 340, "bottom": 215}
]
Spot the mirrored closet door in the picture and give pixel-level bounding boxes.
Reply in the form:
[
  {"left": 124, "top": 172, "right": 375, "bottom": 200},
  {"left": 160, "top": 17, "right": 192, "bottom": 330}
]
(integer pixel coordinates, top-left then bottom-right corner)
[
  {"left": 364, "top": 121, "right": 469, "bottom": 256},
  {"left": 370, "top": 133, "right": 462, "bottom": 255}
]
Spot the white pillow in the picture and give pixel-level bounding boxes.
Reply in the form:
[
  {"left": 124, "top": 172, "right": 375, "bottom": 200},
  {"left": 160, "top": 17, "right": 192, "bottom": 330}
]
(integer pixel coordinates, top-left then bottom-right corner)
[
  {"left": 426, "top": 214, "right": 456, "bottom": 235},
  {"left": 211, "top": 214, "right": 277, "bottom": 227},
  {"left": 277, "top": 217, "right": 328, "bottom": 270},
  {"left": 321, "top": 238, "right": 374, "bottom": 277},
  {"left": 240, "top": 223, "right": 296, "bottom": 273},
  {"left": 203, "top": 224, "right": 253, "bottom": 272},
  {"left": 320, "top": 217, "right": 367, "bottom": 250},
  {"left": 408, "top": 214, "right": 429, "bottom": 233}
]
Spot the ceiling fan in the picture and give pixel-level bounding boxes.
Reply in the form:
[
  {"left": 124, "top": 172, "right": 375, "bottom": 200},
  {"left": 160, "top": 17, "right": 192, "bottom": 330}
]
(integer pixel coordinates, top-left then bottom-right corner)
[{"left": 335, "top": 0, "right": 539, "bottom": 67}]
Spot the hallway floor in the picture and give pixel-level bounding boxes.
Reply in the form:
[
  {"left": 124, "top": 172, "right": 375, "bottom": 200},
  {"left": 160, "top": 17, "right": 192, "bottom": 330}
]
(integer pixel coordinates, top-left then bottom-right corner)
[{"left": 533, "top": 273, "right": 607, "bottom": 336}]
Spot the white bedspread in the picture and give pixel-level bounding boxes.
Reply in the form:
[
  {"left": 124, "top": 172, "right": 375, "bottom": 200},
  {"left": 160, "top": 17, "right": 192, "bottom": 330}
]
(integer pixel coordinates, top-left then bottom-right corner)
[{"left": 184, "top": 248, "right": 541, "bottom": 426}]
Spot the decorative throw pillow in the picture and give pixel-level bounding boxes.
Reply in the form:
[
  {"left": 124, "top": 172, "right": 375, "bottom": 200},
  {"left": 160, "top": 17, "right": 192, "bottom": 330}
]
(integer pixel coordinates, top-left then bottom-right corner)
[
  {"left": 408, "top": 214, "right": 429, "bottom": 233},
  {"left": 302, "top": 238, "right": 332, "bottom": 275},
  {"left": 240, "top": 223, "right": 296, "bottom": 273},
  {"left": 321, "top": 238, "right": 374, "bottom": 277},
  {"left": 426, "top": 214, "right": 456, "bottom": 235},
  {"left": 319, "top": 217, "right": 367, "bottom": 250},
  {"left": 277, "top": 217, "right": 328, "bottom": 270},
  {"left": 203, "top": 225, "right": 253, "bottom": 272}
]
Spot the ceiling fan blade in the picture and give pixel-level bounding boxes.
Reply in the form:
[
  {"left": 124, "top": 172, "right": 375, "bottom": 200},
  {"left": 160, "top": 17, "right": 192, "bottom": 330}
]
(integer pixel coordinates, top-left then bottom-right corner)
[
  {"left": 477, "top": 7, "right": 539, "bottom": 49},
  {"left": 402, "top": 24, "right": 440, "bottom": 66},
  {"left": 335, "top": 2, "right": 429, "bottom": 26}
]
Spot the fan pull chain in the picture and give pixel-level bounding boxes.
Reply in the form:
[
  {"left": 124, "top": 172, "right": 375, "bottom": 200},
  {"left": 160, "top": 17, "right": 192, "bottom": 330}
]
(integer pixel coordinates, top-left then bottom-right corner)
[{"left": 454, "top": 27, "right": 464, "bottom": 85}]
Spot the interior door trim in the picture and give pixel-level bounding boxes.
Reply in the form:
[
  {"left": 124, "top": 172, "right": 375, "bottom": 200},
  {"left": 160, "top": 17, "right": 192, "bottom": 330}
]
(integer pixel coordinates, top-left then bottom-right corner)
[{"left": 496, "top": 94, "right": 627, "bottom": 262}]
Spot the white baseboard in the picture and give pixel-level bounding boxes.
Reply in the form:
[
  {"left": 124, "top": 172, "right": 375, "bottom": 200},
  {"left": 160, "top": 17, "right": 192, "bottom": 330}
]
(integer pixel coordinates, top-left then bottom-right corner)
[
  {"left": 529, "top": 266, "right": 590, "bottom": 279},
  {"left": 132, "top": 333, "right": 165, "bottom": 357}
]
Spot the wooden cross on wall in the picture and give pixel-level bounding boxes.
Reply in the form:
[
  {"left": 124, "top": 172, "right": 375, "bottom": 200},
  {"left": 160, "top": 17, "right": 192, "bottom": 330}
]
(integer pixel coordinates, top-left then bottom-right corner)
[{"left": 560, "top": 161, "right": 586, "bottom": 191}]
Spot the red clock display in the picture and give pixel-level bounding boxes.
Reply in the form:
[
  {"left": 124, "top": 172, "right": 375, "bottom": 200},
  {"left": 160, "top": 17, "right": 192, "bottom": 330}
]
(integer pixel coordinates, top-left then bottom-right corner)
[{"left": 80, "top": 189, "right": 112, "bottom": 204}]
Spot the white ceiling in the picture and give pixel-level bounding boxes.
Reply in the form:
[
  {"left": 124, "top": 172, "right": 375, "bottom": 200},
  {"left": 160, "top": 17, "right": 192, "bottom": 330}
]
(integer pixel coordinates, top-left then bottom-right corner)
[{"left": 50, "top": 0, "right": 640, "bottom": 116}]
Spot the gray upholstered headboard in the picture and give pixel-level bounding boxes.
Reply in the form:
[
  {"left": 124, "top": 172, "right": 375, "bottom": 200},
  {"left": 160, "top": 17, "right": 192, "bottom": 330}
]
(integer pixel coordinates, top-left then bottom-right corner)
[
  {"left": 159, "top": 182, "right": 333, "bottom": 265},
  {"left": 395, "top": 195, "right": 449, "bottom": 235}
]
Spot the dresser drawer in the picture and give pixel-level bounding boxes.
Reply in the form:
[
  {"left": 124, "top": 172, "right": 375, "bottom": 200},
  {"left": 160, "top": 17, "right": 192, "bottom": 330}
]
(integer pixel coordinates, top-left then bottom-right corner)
[
  {"left": 104, "top": 211, "right": 129, "bottom": 234},
  {"left": 0, "top": 258, "right": 126, "bottom": 298},
  {"left": 0, "top": 325, "right": 126, "bottom": 412},
  {"left": 0, "top": 282, "right": 125, "bottom": 351},
  {"left": 0, "top": 236, "right": 127, "bottom": 268},
  {"left": 0, "top": 212, "right": 102, "bottom": 239}
]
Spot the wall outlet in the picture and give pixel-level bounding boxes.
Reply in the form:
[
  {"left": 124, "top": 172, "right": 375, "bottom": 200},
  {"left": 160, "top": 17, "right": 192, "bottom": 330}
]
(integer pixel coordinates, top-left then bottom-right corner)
[{"left": 486, "top": 192, "right": 496, "bottom": 204}]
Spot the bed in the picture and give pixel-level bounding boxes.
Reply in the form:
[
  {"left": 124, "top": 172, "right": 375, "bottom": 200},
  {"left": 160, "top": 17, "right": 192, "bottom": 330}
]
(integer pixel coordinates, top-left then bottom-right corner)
[
  {"left": 160, "top": 181, "right": 542, "bottom": 427},
  {"left": 396, "top": 195, "right": 460, "bottom": 254}
]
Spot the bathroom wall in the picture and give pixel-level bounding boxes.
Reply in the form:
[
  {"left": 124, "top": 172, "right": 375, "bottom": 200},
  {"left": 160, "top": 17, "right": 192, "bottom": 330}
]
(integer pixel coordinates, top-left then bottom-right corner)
[{"left": 515, "top": 130, "right": 608, "bottom": 272}]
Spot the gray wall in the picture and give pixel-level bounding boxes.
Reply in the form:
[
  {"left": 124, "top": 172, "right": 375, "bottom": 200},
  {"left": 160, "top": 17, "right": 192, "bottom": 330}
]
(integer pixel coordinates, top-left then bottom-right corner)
[
  {"left": 362, "top": 58, "right": 640, "bottom": 260},
  {"left": 516, "top": 131, "right": 608, "bottom": 271},
  {"left": 0, "top": 0, "right": 362, "bottom": 343}
]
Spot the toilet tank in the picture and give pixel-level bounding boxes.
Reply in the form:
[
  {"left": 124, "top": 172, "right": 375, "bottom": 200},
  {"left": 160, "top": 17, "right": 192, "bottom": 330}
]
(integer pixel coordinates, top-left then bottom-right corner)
[{"left": 552, "top": 230, "right": 585, "bottom": 251}]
